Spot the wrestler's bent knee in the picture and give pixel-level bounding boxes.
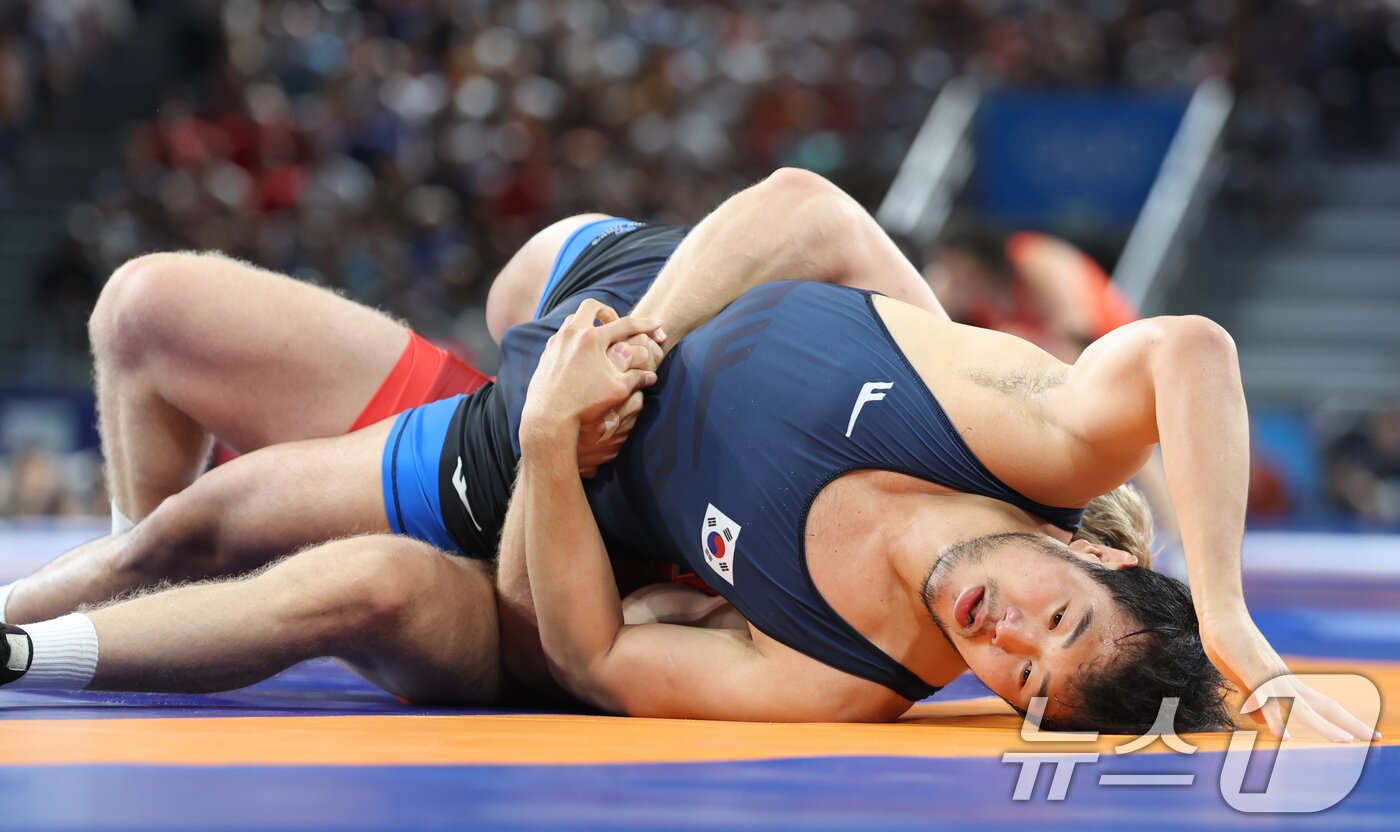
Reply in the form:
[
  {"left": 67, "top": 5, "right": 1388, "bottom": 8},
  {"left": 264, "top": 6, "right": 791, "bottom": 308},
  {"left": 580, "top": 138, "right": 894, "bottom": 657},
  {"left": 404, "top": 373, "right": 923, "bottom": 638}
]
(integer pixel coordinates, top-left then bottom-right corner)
[
  {"left": 90, "top": 253, "right": 194, "bottom": 371},
  {"left": 114, "top": 487, "right": 224, "bottom": 583}
]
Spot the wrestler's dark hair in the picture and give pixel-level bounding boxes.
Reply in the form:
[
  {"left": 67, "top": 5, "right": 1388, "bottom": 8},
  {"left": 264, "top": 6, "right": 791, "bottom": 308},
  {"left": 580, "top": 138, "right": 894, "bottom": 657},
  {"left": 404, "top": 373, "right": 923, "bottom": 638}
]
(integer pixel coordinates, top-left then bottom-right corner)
[
  {"left": 936, "top": 221, "right": 1013, "bottom": 280},
  {"left": 1037, "top": 553, "right": 1235, "bottom": 735}
]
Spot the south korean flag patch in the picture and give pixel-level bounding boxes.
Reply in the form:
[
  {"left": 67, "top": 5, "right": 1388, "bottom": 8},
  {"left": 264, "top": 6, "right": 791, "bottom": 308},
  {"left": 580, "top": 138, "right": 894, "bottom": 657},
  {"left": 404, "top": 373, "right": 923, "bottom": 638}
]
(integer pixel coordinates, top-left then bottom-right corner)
[{"left": 700, "top": 503, "right": 742, "bottom": 585}]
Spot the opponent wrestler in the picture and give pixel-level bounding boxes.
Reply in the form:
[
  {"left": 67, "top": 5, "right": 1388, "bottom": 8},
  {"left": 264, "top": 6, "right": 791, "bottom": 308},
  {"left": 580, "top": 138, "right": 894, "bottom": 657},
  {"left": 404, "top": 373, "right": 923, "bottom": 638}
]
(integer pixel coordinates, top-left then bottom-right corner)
[{"left": 0, "top": 170, "right": 1374, "bottom": 740}]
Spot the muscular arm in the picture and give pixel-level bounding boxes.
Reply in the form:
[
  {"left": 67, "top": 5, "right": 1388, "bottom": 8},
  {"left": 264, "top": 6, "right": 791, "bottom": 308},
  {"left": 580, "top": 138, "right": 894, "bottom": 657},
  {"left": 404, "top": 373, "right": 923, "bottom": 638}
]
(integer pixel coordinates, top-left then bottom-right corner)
[
  {"left": 1052, "top": 316, "right": 1379, "bottom": 741},
  {"left": 1053, "top": 315, "right": 1247, "bottom": 613},
  {"left": 630, "top": 168, "right": 946, "bottom": 350}
]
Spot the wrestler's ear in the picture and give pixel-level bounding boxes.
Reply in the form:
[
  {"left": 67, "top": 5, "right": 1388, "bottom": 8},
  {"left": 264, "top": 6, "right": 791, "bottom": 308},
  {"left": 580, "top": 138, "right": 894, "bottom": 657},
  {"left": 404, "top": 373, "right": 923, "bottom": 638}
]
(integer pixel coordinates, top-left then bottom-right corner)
[{"left": 1067, "top": 538, "right": 1137, "bottom": 570}]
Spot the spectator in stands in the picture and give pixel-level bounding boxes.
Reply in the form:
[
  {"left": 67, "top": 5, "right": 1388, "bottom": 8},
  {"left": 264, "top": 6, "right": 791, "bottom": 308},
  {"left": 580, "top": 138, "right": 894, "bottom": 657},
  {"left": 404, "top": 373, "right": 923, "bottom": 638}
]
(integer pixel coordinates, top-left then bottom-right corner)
[
  {"left": 925, "top": 221, "right": 1137, "bottom": 363},
  {"left": 1326, "top": 410, "right": 1400, "bottom": 525},
  {"left": 0, "top": 0, "right": 133, "bottom": 186},
  {"left": 0, "top": 447, "right": 106, "bottom": 518}
]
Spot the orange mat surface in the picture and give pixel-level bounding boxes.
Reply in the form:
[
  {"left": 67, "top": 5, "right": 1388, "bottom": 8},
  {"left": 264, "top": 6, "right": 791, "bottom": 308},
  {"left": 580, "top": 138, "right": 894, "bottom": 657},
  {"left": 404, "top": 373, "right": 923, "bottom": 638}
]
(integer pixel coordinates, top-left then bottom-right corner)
[{"left": 3, "top": 657, "right": 1391, "bottom": 767}]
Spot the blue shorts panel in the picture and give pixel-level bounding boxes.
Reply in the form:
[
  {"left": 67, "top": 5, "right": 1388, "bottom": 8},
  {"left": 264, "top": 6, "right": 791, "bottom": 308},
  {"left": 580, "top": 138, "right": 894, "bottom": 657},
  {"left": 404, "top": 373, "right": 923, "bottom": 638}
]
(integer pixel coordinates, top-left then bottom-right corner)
[
  {"left": 533, "top": 217, "right": 642, "bottom": 319},
  {"left": 381, "top": 395, "right": 462, "bottom": 553}
]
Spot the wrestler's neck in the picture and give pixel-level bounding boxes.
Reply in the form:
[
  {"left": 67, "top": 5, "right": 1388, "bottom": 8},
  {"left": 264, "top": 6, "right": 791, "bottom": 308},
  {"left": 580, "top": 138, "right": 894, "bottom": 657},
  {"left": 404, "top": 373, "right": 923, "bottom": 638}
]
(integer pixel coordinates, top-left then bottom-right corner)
[{"left": 866, "top": 474, "right": 1073, "bottom": 596}]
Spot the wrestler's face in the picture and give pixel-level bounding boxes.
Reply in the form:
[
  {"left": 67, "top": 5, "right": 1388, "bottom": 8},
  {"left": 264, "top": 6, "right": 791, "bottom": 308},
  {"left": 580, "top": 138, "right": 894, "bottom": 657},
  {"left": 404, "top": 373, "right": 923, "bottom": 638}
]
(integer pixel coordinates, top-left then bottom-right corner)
[{"left": 924, "top": 534, "right": 1137, "bottom": 723}]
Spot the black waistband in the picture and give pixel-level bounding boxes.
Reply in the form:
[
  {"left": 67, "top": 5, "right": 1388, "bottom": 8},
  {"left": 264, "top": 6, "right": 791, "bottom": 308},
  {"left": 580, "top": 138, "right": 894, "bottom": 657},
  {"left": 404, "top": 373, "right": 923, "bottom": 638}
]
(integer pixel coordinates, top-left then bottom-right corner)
[
  {"left": 536, "top": 223, "right": 692, "bottom": 318},
  {"left": 436, "top": 384, "right": 517, "bottom": 559}
]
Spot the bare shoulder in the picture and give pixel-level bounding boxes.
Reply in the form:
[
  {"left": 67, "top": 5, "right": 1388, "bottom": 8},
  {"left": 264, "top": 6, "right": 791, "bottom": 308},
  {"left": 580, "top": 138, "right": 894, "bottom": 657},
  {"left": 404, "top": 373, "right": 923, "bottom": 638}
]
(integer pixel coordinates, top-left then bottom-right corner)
[
  {"left": 870, "top": 294, "right": 1064, "bottom": 381},
  {"left": 870, "top": 294, "right": 1082, "bottom": 497}
]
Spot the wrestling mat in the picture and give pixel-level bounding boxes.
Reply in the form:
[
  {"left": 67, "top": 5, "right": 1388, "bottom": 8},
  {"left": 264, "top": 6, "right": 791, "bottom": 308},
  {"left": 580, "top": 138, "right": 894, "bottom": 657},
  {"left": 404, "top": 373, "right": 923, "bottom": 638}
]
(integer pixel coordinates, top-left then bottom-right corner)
[{"left": 1, "top": 522, "right": 1396, "bottom": 831}]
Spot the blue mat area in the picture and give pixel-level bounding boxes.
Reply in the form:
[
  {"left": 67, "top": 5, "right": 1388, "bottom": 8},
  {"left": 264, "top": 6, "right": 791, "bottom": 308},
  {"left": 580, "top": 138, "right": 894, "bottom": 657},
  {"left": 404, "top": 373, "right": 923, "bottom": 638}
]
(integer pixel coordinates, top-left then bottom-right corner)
[
  {"left": 1254, "top": 608, "right": 1400, "bottom": 662},
  {"left": 1, "top": 525, "right": 1396, "bottom": 831},
  {"left": 3, "top": 747, "right": 1396, "bottom": 832}
]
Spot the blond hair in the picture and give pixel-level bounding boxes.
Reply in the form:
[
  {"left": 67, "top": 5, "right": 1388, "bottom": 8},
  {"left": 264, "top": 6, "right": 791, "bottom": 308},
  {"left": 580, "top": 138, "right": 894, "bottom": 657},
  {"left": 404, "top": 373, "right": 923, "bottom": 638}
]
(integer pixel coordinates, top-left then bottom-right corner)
[{"left": 1073, "top": 483, "right": 1156, "bottom": 569}]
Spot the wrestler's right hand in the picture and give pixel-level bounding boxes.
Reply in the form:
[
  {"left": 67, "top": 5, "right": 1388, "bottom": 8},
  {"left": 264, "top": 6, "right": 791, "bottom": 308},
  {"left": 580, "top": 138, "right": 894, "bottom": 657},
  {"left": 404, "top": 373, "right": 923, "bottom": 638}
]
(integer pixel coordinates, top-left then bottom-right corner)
[
  {"left": 521, "top": 298, "right": 665, "bottom": 473},
  {"left": 575, "top": 331, "right": 662, "bottom": 477}
]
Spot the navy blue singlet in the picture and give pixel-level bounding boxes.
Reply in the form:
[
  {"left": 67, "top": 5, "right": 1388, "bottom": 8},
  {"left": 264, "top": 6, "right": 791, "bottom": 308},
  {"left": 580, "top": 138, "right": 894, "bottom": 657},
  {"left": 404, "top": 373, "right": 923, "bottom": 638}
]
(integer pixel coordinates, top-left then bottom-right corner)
[{"left": 497, "top": 234, "right": 1085, "bottom": 702}]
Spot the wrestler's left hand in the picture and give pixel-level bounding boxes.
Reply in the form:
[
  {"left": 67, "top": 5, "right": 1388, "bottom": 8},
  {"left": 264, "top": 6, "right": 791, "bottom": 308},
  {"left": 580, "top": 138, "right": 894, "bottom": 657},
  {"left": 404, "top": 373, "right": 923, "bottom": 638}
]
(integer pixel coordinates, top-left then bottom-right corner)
[
  {"left": 1202, "top": 610, "right": 1381, "bottom": 742},
  {"left": 522, "top": 299, "right": 664, "bottom": 469}
]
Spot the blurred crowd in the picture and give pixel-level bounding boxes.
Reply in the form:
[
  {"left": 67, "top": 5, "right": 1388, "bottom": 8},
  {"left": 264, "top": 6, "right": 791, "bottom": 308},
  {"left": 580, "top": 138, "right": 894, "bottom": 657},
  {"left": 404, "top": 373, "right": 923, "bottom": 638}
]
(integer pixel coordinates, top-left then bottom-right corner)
[
  {"left": 0, "top": 0, "right": 134, "bottom": 186},
  {"left": 49, "top": 0, "right": 1400, "bottom": 337},
  {"left": 1, "top": 0, "right": 1398, "bottom": 521},
  {"left": 0, "top": 447, "right": 105, "bottom": 518},
  {"left": 1225, "top": 0, "right": 1400, "bottom": 218},
  {"left": 1326, "top": 411, "right": 1400, "bottom": 525}
]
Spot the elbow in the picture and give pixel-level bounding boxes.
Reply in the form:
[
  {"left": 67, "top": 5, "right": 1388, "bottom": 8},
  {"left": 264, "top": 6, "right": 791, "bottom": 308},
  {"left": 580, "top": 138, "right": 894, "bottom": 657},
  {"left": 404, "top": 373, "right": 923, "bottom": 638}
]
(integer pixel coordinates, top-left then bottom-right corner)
[
  {"left": 1171, "top": 314, "right": 1235, "bottom": 349},
  {"left": 544, "top": 647, "right": 628, "bottom": 713},
  {"left": 762, "top": 166, "right": 839, "bottom": 201},
  {"left": 1143, "top": 315, "right": 1244, "bottom": 406},
  {"left": 1160, "top": 315, "right": 1238, "bottom": 365},
  {"left": 559, "top": 665, "right": 633, "bottom": 716}
]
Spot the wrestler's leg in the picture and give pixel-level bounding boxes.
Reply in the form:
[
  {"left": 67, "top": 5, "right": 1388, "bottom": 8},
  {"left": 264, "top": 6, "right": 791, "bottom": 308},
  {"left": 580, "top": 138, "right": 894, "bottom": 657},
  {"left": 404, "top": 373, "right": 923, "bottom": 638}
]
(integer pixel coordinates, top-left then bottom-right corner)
[
  {"left": 65, "top": 536, "right": 498, "bottom": 703},
  {"left": 484, "top": 213, "right": 612, "bottom": 342},
  {"left": 90, "top": 252, "right": 410, "bottom": 520},
  {"left": 4, "top": 419, "right": 394, "bottom": 624}
]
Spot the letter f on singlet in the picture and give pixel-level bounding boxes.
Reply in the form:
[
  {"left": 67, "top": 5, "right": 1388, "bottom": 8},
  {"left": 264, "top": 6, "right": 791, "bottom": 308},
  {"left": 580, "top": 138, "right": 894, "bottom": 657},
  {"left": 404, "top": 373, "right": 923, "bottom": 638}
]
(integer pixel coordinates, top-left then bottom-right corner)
[{"left": 846, "top": 382, "right": 894, "bottom": 438}]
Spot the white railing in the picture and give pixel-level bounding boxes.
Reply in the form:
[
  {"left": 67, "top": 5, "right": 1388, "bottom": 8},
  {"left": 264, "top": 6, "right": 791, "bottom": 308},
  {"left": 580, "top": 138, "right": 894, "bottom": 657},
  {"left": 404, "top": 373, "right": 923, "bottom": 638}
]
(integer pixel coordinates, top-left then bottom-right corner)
[
  {"left": 1113, "top": 78, "right": 1235, "bottom": 315},
  {"left": 876, "top": 77, "right": 980, "bottom": 245}
]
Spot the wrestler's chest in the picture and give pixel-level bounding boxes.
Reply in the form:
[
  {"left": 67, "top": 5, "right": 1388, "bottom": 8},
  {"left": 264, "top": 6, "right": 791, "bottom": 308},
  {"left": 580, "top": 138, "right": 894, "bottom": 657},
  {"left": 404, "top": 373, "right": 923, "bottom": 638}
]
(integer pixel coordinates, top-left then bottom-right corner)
[{"left": 803, "top": 474, "right": 962, "bottom": 674}]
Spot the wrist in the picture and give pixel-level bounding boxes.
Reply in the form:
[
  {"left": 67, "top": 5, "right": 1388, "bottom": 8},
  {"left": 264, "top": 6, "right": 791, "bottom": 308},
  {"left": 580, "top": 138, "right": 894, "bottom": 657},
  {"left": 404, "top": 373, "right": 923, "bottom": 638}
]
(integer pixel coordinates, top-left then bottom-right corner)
[
  {"left": 520, "top": 414, "right": 579, "bottom": 457},
  {"left": 1197, "top": 596, "right": 1250, "bottom": 630},
  {"left": 627, "top": 302, "right": 678, "bottom": 352}
]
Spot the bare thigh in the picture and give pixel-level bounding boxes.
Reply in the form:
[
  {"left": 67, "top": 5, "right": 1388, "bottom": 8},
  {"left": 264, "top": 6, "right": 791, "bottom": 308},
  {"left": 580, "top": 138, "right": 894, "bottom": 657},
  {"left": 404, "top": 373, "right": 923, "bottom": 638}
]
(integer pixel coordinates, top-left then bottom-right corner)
[
  {"left": 171, "top": 416, "right": 398, "bottom": 572},
  {"left": 1, "top": 416, "right": 397, "bottom": 625},
  {"left": 484, "top": 213, "right": 613, "bottom": 343},
  {"left": 94, "top": 252, "right": 411, "bottom": 453},
  {"left": 88, "top": 534, "right": 501, "bottom": 705}
]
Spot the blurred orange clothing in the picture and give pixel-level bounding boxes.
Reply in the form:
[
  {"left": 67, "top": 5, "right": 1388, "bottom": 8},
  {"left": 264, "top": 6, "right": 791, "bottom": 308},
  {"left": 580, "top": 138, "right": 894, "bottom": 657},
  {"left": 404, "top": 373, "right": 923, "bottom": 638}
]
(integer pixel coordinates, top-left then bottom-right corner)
[{"left": 966, "top": 231, "right": 1138, "bottom": 346}]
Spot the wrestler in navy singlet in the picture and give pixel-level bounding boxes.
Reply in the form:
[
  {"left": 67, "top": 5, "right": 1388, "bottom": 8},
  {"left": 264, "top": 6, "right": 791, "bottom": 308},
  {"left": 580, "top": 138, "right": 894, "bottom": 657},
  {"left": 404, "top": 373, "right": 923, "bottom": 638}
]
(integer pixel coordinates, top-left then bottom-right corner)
[{"left": 487, "top": 224, "right": 1086, "bottom": 702}]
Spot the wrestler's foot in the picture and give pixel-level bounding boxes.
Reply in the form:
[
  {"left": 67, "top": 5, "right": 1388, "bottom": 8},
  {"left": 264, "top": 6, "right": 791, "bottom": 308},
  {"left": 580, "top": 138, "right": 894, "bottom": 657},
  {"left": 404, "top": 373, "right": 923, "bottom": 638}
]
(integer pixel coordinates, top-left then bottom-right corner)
[{"left": 0, "top": 623, "right": 33, "bottom": 686}]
